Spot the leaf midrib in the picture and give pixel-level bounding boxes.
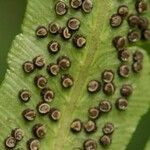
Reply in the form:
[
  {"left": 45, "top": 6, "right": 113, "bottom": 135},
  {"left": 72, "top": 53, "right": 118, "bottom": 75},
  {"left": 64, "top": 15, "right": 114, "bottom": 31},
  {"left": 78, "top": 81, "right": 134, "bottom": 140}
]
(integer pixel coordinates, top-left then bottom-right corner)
[{"left": 51, "top": 1, "right": 108, "bottom": 149}]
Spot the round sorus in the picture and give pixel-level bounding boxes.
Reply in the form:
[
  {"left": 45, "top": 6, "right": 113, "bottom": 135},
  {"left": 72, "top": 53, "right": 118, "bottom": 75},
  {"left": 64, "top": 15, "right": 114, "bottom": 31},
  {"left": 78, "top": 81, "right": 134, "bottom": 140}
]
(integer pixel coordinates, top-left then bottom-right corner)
[
  {"left": 49, "top": 108, "right": 61, "bottom": 121},
  {"left": 120, "top": 84, "right": 133, "bottom": 98},
  {"left": 55, "top": 1, "right": 68, "bottom": 16},
  {"left": 5, "top": 136, "right": 16, "bottom": 149},
  {"left": 73, "top": 34, "right": 86, "bottom": 48},
  {"left": 118, "top": 64, "right": 130, "bottom": 78},
  {"left": 113, "top": 36, "right": 126, "bottom": 50},
  {"left": 117, "top": 5, "right": 129, "bottom": 17},
  {"left": 19, "top": 89, "right": 31, "bottom": 103},
  {"left": 34, "top": 75, "right": 48, "bottom": 89},
  {"left": 33, "top": 55, "right": 45, "bottom": 68},
  {"left": 70, "top": 119, "right": 82, "bottom": 133},
  {"left": 103, "top": 82, "right": 115, "bottom": 95},
  {"left": 128, "top": 30, "right": 141, "bottom": 43},
  {"left": 70, "top": 0, "right": 82, "bottom": 9},
  {"left": 27, "top": 138, "right": 40, "bottom": 150},
  {"left": 22, "top": 109, "right": 36, "bottom": 121},
  {"left": 136, "top": 1, "right": 147, "bottom": 14},
  {"left": 87, "top": 80, "right": 101, "bottom": 93},
  {"left": 67, "top": 18, "right": 80, "bottom": 31},
  {"left": 41, "top": 88, "right": 55, "bottom": 103},
  {"left": 84, "top": 120, "right": 97, "bottom": 133},
  {"left": 47, "top": 63, "right": 60, "bottom": 76},
  {"left": 11, "top": 128, "right": 24, "bottom": 141},
  {"left": 115, "top": 97, "right": 128, "bottom": 111},
  {"left": 57, "top": 56, "right": 71, "bottom": 71},
  {"left": 82, "top": 0, "right": 93, "bottom": 13},
  {"left": 118, "top": 49, "right": 130, "bottom": 62},
  {"left": 99, "top": 100, "right": 112, "bottom": 113},
  {"left": 37, "top": 102, "right": 50, "bottom": 115},
  {"left": 102, "top": 70, "right": 114, "bottom": 83},
  {"left": 102, "top": 123, "right": 114, "bottom": 135},
  {"left": 48, "top": 41, "right": 61, "bottom": 54},
  {"left": 99, "top": 135, "right": 111, "bottom": 146},
  {"left": 88, "top": 107, "right": 100, "bottom": 120},
  {"left": 110, "top": 14, "right": 122, "bottom": 28},
  {"left": 33, "top": 124, "right": 47, "bottom": 139},
  {"left": 22, "top": 61, "right": 34, "bottom": 73},
  {"left": 35, "top": 26, "right": 48, "bottom": 38},
  {"left": 48, "top": 22, "right": 60, "bottom": 34},
  {"left": 83, "top": 139, "right": 97, "bottom": 150},
  {"left": 61, "top": 74, "right": 74, "bottom": 88}
]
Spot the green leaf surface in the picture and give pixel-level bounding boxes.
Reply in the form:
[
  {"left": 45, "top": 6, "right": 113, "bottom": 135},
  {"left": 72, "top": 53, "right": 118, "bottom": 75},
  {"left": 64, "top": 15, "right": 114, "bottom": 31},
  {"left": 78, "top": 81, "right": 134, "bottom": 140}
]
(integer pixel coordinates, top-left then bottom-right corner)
[{"left": 0, "top": 0, "right": 150, "bottom": 150}]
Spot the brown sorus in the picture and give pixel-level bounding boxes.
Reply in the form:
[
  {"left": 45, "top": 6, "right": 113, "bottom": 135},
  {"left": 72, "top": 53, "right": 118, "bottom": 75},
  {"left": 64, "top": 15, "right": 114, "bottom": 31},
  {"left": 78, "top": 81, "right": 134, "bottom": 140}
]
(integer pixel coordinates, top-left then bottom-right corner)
[
  {"left": 100, "top": 135, "right": 111, "bottom": 146},
  {"left": 33, "top": 124, "right": 47, "bottom": 139},
  {"left": 115, "top": 97, "right": 128, "bottom": 111},
  {"left": 49, "top": 108, "right": 61, "bottom": 121},
  {"left": 99, "top": 100, "right": 112, "bottom": 113},
  {"left": 5, "top": 136, "right": 16, "bottom": 149},
  {"left": 48, "top": 41, "right": 61, "bottom": 54},
  {"left": 128, "top": 15, "right": 140, "bottom": 28},
  {"left": 67, "top": 18, "right": 80, "bottom": 31},
  {"left": 11, "top": 128, "right": 24, "bottom": 141},
  {"left": 83, "top": 139, "right": 97, "bottom": 150},
  {"left": 48, "top": 22, "right": 60, "bottom": 34},
  {"left": 27, "top": 138, "right": 40, "bottom": 150},
  {"left": 136, "top": 1, "right": 147, "bottom": 14},
  {"left": 23, "top": 61, "right": 34, "bottom": 73},
  {"left": 133, "top": 50, "right": 144, "bottom": 62},
  {"left": 102, "top": 123, "right": 114, "bottom": 135},
  {"left": 117, "top": 5, "right": 129, "bottom": 17},
  {"left": 82, "top": 0, "right": 93, "bottom": 13},
  {"left": 35, "top": 26, "right": 48, "bottom": 38},
  {"left": 70, "top": 119, "right": 82, "bottom": 132},
  {"left": 118, "top": 64, "right": 130, "bottom": 78},
  {"left": 118, "top": 49, "right": 130, "bottom": 62},
  {"left": 84, "top": 120, "right": 97, "bottom": 133},
  {"left": 87, "top": 80, "right": 101, "bottom": 93},
  {"left": 132, "top": 62, "right": 143, "bottom": 73},
  {"left": 55, "top": 1, "right": 68, "bottom": 16},
  {"left": 57, "top": 56, "right": 71, "bottom": 70},
  {"left": 73, "top": 34, "right": 86, "bottom": 48},
  {"left": 61, "top": 74, "right": 74, "bottom": 88},
  {"left": 88, "top": 107, "right": 100, "bottom": 120},
  {"left": 34, "top": 75, "right": 47, "bottom": 89},
  {"left": 113, "top": 36, "right": 126, "bottom": 50},
  {"left": 33, "top": 55, "right": 45, "bottom": 68},
  {"left": 138, "top": 17, "right": 149, "bottom": 30},
  {"left": 62, "top": 27, "right": 72, "bottom": 40},
  {"left": 19, "top": 89, "right": 31, "bottom": 102},
  {"left": 22, "top": 109, "right": 36, "bottom": 121},
  {"left": 110, "top": 14, "right": 123, "bottom": 28},
  {"left": 143, "top": 29, "right": 150, "bottom": 40},
  {"left": 47, "top": 63, "right": 60, "bottom": 76},
  {"left": 37, "top": 102, "right": 50, "bottom": 115},
  {"left": 103, "top": 82, "right": 115, "bottom": 95},
  {"left": 102, "top": 70, "right": 114, "bottom": 83},
  {"left": 120, "top": 84, "right": 133, "bottom": 97},
  {"left": 70, "top": 0, "right": 82, "bottom": 9},
  {"left": 128, "top": 30, "right": 141, "bottom": 43},
  {"left": 41, "top": 88, "right": 55, "bottom": 103}
]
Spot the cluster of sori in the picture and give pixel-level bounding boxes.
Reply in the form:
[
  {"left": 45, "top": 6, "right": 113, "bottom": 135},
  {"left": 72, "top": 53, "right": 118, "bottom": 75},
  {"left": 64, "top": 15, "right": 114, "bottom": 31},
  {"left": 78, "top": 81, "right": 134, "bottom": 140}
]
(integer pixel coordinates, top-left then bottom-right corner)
[
  {"left": 69, "top": 0, "right": 149, "bottom": 149},
  {"left": 5, "top": 128, "right": 24, "bottom": 149},
  {"left": 4, "top": 0, "right": 150, "bottom": 149},
  {"left": 4, "top": 0, "right": 93, "bottom": 150}
]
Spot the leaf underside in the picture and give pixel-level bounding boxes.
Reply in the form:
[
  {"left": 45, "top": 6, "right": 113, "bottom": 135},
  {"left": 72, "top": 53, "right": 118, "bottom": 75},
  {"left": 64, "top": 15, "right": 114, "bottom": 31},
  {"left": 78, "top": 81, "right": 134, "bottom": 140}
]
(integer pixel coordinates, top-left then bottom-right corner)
[{"left": 0, "top": 0, "right": 150, "bottom": 150}]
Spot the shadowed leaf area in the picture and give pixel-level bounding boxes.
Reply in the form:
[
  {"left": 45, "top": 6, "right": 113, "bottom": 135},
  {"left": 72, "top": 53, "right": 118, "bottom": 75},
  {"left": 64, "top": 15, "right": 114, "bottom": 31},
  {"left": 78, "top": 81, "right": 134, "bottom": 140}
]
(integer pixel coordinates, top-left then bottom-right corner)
[{"left": 0, "top": 0, "right": 150, "bottom": 150}]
